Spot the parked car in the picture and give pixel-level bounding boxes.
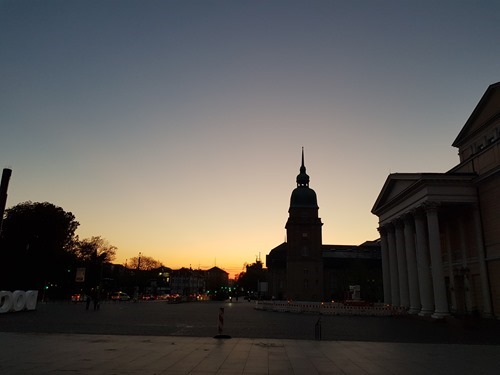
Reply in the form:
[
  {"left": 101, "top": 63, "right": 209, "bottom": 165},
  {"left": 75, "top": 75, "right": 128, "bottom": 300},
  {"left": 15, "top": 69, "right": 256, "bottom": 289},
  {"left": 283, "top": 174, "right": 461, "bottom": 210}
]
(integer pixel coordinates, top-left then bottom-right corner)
[
  {"left": 156, "top": 293, "right": 169, "bottom": 300},
  {"left": 110, "top": 292, "right": 131, "bottom": 301},
  {"left": 71, "top": 293, "right": 85, "bottom": 302}
]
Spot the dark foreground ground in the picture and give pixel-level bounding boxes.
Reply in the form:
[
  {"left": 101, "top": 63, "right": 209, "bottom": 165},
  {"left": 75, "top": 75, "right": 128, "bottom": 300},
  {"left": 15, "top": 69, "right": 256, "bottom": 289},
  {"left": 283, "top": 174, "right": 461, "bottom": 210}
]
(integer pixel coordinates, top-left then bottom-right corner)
[{"left": 2, "top": 299, "right": 500, "bottom": 345}]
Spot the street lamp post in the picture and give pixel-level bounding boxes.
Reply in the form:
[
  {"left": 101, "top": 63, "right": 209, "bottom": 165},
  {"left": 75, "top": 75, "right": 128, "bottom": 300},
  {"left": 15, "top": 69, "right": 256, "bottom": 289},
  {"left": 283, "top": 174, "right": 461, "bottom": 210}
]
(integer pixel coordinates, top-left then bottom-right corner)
[{"left": 134, "top": 252, "right": 141, "bottom": 302}]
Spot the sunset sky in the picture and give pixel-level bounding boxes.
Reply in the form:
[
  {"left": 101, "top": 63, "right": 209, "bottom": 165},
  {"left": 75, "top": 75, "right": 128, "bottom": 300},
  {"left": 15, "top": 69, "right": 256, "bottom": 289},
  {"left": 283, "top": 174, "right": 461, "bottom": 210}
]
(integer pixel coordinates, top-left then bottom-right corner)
[{"left": 1, "top": 1, "right": 499, "bottom": 278}]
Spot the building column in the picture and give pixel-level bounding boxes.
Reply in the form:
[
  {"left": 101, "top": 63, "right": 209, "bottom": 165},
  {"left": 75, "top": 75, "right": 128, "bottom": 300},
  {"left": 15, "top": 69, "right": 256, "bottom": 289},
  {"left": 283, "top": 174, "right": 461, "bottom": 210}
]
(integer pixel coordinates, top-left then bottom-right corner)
[
  {"left": 473, "top": 205, "right": 493, "bottom": 317},
  {"left": 378, "top": 226, "right": 391, "bottom": 305},
  {"left": 414, "top": 209, "right": 434, "bottom": 316},
  {"left": 425, "top": 203, "right": 449, "bottom": 318},
  {"left": 403, "top": 214, "right": 421, "bottom": 314},
  {"left": 458, "top": 218, "right": 473, "bottom": 313},
  {"left": 387, "top": 224, "right": 400, "bottom": 306},
  {"left": 445, "top": 222, "right": 457, "bottom": 313},
  {"left": 395, "top": 220, "right": 409, "bottom": 308}
]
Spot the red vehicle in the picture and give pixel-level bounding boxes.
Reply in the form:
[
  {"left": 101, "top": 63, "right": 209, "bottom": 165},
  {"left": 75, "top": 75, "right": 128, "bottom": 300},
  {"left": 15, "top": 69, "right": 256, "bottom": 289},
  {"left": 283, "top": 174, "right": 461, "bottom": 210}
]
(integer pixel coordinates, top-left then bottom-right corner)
[{"left": 71, "top": 293, "right": 85, "bottom": 302}]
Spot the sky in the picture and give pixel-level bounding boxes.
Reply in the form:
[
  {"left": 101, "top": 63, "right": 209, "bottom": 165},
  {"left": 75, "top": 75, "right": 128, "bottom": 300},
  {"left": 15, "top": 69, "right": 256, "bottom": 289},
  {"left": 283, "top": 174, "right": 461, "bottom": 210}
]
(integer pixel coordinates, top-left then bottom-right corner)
[{"left": 1, "top": 1, "right": 499, "bottom": 278}]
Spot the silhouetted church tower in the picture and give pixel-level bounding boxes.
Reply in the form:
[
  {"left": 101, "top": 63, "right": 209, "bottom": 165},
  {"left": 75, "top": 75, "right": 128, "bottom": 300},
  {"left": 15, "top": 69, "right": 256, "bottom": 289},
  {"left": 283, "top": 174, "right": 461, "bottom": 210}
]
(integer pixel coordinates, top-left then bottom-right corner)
[{"left": 285, "top": 148, "right": 324, "bottom": 301}]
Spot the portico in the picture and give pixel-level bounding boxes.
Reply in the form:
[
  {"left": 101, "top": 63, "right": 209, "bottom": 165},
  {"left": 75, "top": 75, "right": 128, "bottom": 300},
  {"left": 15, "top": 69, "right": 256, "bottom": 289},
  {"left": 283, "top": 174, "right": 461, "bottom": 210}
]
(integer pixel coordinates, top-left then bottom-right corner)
[
  {"left": 372, "top": 82, "right": 500, "bottom": 319},
  {"left": 372, "top": 174, "right": 492, "bottom": 318}
]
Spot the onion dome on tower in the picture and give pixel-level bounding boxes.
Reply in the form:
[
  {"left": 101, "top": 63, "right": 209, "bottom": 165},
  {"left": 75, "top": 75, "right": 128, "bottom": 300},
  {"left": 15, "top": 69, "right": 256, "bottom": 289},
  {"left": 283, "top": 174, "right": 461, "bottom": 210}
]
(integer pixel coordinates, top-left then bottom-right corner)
[{"left": 289, "top": 148, "right": 318, "bottom": 209}]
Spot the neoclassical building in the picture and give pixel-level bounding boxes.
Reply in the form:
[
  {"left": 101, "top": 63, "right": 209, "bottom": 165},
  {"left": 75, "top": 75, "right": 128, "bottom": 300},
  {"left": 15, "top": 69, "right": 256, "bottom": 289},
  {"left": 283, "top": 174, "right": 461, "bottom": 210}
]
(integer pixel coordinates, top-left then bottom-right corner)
[{"left": 372, "top": 82, "right": 500, "bottom": 318}]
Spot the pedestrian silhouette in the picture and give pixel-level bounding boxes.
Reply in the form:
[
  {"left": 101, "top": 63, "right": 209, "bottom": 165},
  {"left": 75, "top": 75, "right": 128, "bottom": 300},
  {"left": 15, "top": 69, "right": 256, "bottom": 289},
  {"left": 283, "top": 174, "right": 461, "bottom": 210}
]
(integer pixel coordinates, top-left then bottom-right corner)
[
  {"left": 92, "top": 288, "right": 100, "bottom": 311},
  {"left": 85, "top": 292, "right": 91, "bottom": 310}
]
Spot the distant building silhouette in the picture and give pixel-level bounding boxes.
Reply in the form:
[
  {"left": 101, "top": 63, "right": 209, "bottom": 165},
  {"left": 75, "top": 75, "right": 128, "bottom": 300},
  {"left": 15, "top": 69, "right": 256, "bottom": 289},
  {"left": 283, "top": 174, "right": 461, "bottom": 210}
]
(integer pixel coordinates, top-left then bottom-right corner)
[
  {"left": 205, "top": 266, "right": 229, "bottom": 292},
  {"left": 168, "top": 266, "right": 229, "bottom": 299},
  {"left": 170, "top": 267, "right": 205, "bottom": 296},
  {"left": 267, "top": 149, "right": 381, "bottom": 302},
  {"left": 372, "top": 82, "right": 500, "bottom": 318}
]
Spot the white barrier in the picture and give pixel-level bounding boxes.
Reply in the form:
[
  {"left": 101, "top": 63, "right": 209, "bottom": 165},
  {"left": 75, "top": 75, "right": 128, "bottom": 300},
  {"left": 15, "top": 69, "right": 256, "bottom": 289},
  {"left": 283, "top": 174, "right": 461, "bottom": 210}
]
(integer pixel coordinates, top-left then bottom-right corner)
[
  {"left": 255, "top": 300, "right": 407, "bottom": 316},
  {"left": 0, "top": 290, "right": 38, "bottom": 313}
]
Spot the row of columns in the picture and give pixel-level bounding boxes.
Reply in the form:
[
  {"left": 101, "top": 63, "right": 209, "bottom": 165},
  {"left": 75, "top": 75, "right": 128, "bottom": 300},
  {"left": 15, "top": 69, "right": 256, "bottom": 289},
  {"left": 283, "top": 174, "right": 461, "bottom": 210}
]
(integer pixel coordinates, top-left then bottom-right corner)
[
  {"left": 379, "top": 202, "right": 492, "bottom": 318},
  {"left": 379, "top": 203, "right": 449, "bottom": 318}
]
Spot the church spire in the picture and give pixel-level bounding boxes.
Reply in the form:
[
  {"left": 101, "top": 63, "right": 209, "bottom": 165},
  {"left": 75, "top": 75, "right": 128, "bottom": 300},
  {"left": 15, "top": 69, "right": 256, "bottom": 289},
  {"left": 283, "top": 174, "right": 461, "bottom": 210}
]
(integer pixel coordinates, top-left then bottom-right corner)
[{"left": 296, "top": 147, "right": 310, "bottom": 187}]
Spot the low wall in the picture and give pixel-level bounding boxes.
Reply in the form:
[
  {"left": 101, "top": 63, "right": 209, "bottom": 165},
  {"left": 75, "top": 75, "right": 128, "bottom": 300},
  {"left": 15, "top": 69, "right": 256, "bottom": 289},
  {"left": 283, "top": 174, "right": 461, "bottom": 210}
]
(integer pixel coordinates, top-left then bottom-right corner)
[{"left": 255, "top": 300, "right": 407, "bottom": 316}]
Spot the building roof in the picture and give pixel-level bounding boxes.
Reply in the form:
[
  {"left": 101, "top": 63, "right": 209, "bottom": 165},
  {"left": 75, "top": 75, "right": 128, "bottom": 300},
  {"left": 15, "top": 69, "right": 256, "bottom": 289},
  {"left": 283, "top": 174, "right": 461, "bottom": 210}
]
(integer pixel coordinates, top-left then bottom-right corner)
[
  {"left": 266, "top": 242, "right": 381, "bottom": 266},
  {"left": 207, "top": 266, "right": 228, "bottom": 275},
  {"left": 290, "top": 148, "right": 318, "bottom": 209},
  {"left": 322, "top": 243, "right": 381, "bottom": 259},
  {"left": 371, "top": 173, "right": 477, "bottom": 221},
  {"left": 452, "top": 82, "right": 500, "bottom": 148}
]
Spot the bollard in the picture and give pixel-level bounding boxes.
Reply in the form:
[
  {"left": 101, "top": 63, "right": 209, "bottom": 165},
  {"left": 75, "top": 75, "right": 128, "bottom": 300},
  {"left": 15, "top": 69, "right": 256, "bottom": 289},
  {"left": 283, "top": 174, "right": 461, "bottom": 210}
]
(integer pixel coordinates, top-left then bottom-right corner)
[
  {"left": 213, "top": 307, "right": 231, "bottom": 339},
  {"left": 218, "top": 307, "right": 224, "bottom": 334},
  {"left": 315, "top": 316, "right": 322, "bottom": 340}
]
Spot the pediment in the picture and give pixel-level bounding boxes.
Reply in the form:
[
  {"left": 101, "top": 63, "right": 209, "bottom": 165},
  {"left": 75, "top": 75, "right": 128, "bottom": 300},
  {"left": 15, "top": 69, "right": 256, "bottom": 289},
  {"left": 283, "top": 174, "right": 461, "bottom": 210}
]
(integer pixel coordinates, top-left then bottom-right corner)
[
  {"left": 453, "top": 82, "right": 500, "bottom": 148},
  {"left": 372, "top": 173, "right": 476, "bottom": 219},
  {"left": 371, "top": 173, "right": 420, "bottom": 215}
]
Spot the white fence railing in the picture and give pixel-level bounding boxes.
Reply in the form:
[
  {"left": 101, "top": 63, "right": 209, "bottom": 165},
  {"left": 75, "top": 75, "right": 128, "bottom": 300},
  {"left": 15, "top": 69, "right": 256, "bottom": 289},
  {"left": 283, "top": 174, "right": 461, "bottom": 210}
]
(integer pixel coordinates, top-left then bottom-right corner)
[{"left": 255, "top": 300, "right": 407, "bottom": 316}]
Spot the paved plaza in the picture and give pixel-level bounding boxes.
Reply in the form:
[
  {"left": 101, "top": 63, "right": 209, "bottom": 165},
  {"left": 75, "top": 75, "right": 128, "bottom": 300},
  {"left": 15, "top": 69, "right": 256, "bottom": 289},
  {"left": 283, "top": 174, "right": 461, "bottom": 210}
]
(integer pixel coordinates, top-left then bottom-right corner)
[{"left": 1, "top": 300, "right": 500, "bottom": 374}]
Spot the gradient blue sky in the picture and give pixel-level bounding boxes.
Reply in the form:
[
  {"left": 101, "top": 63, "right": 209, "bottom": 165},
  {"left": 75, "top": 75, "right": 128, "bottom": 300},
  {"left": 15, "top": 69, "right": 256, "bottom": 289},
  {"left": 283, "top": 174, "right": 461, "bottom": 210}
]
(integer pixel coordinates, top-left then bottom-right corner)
[{"left": 1, "top": 1, "right": 499, "bottom": 277}]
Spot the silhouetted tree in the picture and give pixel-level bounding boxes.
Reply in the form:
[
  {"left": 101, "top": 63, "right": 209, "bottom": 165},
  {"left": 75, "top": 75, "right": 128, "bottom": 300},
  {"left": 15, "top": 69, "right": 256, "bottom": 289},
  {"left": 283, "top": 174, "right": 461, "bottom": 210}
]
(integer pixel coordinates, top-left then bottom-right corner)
[
  {"left": 127, "top": 255, "right": 162, "bottom": 270},
  {"left": 74, "top": 236, "right": 117, "bottom": 290},
  {"left": 235, "top": 260, "right": 267, "bottom": 296},
  {"left": 0, "top": 201, "right": 79, "bottom": 291},
  {"left": 75, "top": 236, "right": 117, "bottom": 263}
]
